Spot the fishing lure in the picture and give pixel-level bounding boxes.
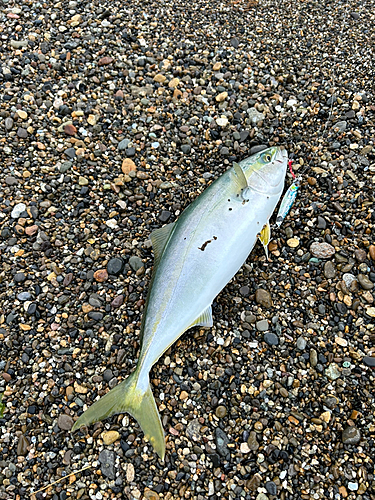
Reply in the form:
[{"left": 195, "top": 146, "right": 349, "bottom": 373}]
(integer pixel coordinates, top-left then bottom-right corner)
[{"left": 275, "top": 160, "right": 300, "bottom": 227}]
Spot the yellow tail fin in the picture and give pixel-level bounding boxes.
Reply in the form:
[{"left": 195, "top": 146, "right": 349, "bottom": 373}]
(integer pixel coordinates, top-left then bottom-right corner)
[{"left": 71, "top": 371, "right": 165, "bottom": 459}]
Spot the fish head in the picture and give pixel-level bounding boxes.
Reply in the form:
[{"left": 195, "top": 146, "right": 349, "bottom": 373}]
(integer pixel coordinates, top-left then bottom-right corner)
[{"left": 242, "top": 147, "right": 288, "bottom": 195}]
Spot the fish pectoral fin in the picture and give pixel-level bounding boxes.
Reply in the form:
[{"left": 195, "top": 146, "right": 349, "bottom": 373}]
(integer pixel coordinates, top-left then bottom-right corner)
[
  {"left": 189, "top": 305, "right": 213, "bottom": 329},
  {"left": 258, "top": 222, "right": 271, "bottom": 260},
  {"left": 150, "top": 222, "right": 175, "bottom": 267},
  {"left": 232, "top": 162, "right": 248, "bottom": 193},
  {"left": 71, "top": 371, "right": 165, "bottom": 460}
]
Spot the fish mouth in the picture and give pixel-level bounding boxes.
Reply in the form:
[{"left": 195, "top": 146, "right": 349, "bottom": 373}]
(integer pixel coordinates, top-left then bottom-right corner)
[{"left": 250, "top": 148, "right": 288, "bottom": 192}]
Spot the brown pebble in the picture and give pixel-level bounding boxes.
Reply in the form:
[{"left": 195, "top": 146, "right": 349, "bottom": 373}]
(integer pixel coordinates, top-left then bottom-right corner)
[
  {"left": 307, "top": 176, "right": 317, "bottom": 185},
  {"left": 122, "top": 158, "right": 136, "bottom": 174},
  {"left": 63, "top": 272, "right": 74, "bottom": 287},
  {"left": 2, "top": 372, "right": 11, "bottom": 382},
  {"left": 369, "top": 245, "right": 375, "bottom": 261},
  {"left": 25, "top": 225, "right": 38, "bottom": 236},
  {"left": 93, "top": 269, "right": 108, "bottom": 282},
  {"left": 64, "top": 123, "right": 77, "bottom": 136},
  {"left": 98, "top": 56, "right": 114, "bottom": 66},
  {"left": 111, "top": 295, "right": 124, "bottom": 308},
  {"left": 17, "top": 434, "right": 29, "bottom": 456}
]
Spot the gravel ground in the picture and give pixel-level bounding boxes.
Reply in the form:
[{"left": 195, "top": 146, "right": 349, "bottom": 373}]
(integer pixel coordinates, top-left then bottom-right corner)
[{"left": 1, "top": 0, "right": 375, "bottom": 499}]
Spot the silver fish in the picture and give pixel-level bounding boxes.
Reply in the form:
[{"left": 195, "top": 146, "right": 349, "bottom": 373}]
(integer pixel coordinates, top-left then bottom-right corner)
[{"left": 72, "top": 146, "right": 288, "bottom": 459}]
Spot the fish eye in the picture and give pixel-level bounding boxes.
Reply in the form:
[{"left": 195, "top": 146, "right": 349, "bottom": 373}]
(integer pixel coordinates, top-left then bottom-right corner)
[{"left": 264, "top": 154, "right": 272, "bottom": 162}]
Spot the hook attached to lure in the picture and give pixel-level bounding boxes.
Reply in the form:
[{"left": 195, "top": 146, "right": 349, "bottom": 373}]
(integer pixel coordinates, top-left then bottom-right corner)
[{"left": 275, "top": 160, "right": 300, "bottom": 228}]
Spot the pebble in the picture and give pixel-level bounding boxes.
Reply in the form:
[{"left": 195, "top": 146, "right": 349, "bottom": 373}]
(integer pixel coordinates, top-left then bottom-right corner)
[
  {"left": 11, "top": 203, "right": 26, "bottom": 218},
  {"left": 215, "top": 428, "right": 230, "bottom": 458},
  {"left": 325, "top": 363, "right": 341, "bottom": 380},
  {"left": 310, "top": 242, "right": 335, "bottom": 259},
  {"left": 265, "top": 481, "right": 277, "bottom": 496},
  {"left": 256, "top": 319, "right": 269, "bottom": 332},
  {"left": 107, "top": 258, "right": 124, "bottom": 276},
  {"left": 296, "top": 336, "right": 307, "bottom": 350},
  {"left": 98, "top": 450, "right": 116, "bottom": 479},
  {"left": 264, "top": 332, "right": 279, "bottom": 345},
  {"left": 342, "top": 426, "right": 361, "bottom": 444},
  {"left": 101, "top": 430, "right": 120, "bottom": 445},
  {"left": 129, "top": 256, "right": 144, "bottom": 271},
  {"left": 357, "top": 274, "right": 373, "bottom": 290},
  {"left": 362, "top": 356, "right": 375, "bottom": 367},
  {"left": 255, "top": 289, "right": 273, "bottom": 308},
  {"left": 57, "top": 414, "right": 74, "bottom": 431},
  {"left": 324, "top": 261, "right": 336, "bottom": 279}
]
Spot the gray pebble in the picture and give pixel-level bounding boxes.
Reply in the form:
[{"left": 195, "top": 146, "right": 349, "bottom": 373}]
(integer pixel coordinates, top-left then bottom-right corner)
[
  {"left": 357, "top": 274, "right": 373, "bottom": 290},
  {"left": 264, "top": 332, "right": 278, "bottom": 345},
  {"left": 98, "top": 450, "right": 116, "bottom": 479},
  {"left": 129, "top": 256, "right": 143, "bottom": 271},
  {"left": 324, "top": 261, "right": 336, "bottom": 279},
  {"left": 296, "top": 336, "right": 307, "bottom": 350},
  {"left": 11, "top": 203, "right": 26, "bottom": 218},
  {"left": 256, "top": 319, "right": 269, "bottom": 332},
  {"left": 342, "top": 426, "right": 361, "bottom": 444}
]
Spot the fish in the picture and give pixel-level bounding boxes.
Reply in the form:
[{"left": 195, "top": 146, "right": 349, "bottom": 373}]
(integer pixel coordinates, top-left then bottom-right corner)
[{"left": 71, "top": 146, "right": 288, "bottom": 459}]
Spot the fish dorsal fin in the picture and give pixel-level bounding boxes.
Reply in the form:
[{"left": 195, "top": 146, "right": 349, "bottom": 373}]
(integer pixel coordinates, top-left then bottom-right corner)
[
  {"left": 189, "top": 305, "right": 213, "bottom": 329},
  {"left": 233, "top": 162, "right": 248, "bottom": 192},
  {"left": 258, "top": 222, "right": 271, "bottom": 260},
  {"left": 150, "top": 222, "right": 175, "bottom": 267}
]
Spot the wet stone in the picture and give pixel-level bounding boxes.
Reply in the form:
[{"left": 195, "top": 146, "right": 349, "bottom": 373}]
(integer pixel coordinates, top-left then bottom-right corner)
[
  {"left": 310, "top": 242, "right": 335, "bottom": 259},
  {"left": 129, "top": 256, "right": 143, "bottom": 271},
  {"left": 324, "top": 261, "right": 336, "bottom": 279},
  {"left": 186, "top": 419, "right": 202, "bottom": 441},
  {"left": 17, "top": 434, "right": 29, "bottom": 456},
  {"left": 255, "top": 289, "right": 273, "bottom": 308},
  {"left": 265, "top": 481, "right": 277, "bottom": 496},
  {"left": 342, "top": 426, "right": 361, "bottom": 444},
  {"left": 363, "top": 356, "right": 375, "bottom": 367},
  {"left": 247, "top": 431, "right": 259, "bottom": 451},
  {"left": 215, "top": 428, "right": 230, "bottom": 458},
  {"left": 98, "top": 450, "right": 116, "bottom": 479},
  {"left": 17, "top": 292, "right": 31, "bottom": 301},
  {"left": 107, "top": 257, "right": 124, "bottom": 276},
  {"left": 57, "top": 414, "right": 74, "bottom": 431},
  {"left": 317, "top": 216, "right": 327, "bottom": 229},
  {"left": 11, "top": 203, "right": 26, "bottom": 218},
  {"left": 264, "top": 332, "right": 278, "bottom": 345},
  {"left": 14, "top": 272, "right": 26, "bottom": 283},
  {"left": 296, "top": 336, "right": 307, "bottom": 350},
  {"left": 159, "top": 210, "right": 171, "bottom": 222},
  {"left": 256, "top": 319, "right": 269, "bottom": 332},
  {"left": 357, "top": 274, "right": 373, "bottom": 290}
]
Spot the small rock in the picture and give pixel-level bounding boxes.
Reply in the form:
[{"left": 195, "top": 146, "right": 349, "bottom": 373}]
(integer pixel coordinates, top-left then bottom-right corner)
[
  {"left": 324, "top": 261, "right": 336, "bottom": 279},
  {"left": 122, "top": 158, "right": 136, "bottom": 174},
  {"left": 247, "top": 431, "right": 259, "bottom": 451},
  {"left": 5, "top": 117, "right": 14, "bottom": 130},
  {"left": 159, "top": 210, "right": 171, "bottom": 222},
  {"left": 64, "top": 123, "right": 77, "bottom": 136},
  {"left": 287, "top": 238, "right": 300, "bottom": 248},
  {"left": 256, "top": 319, "right": 269, "bottom": 332},
  {"left": 57, "top": 414, "right": 74, "bottom": 431},
  {"left": 215, "top": 406, "right": 227, "bottom": 418},
  {"left": 240, "top": 442, "right": 250, "bottom": 454},
  {"left": 101, "top": 430, "right": 120, "bottom": 445},
  {"left": 98, "top": 450, "right": 116, "bottom": 479},
  {"left": 342, "top": 426, "right": 361, "bottom": 444},
  {"left": 129, "top": 256, "right": 143, "bottom": 271},
  {"left": 11, "top": 203, "right": 26, "bottom": 218},
  {"left": 17, "top": 127, "right": 28, "bottom": 138},
  {"left": 310, "top": 349, "right": 318, "bottom": 367},
  {"left": 265, "top": 481, "right": 277, "bottom": 496},
  {"left": 354, "top": 249, "right": 367, "bottom": 262},
  {"left": 17, "top": 434, "right": 29, "bottom": 456},
  {"left": 99, "top": 56, "right": 114, "bottom": 66},
  {"left": 107, "top": 258, "right": 124, "bottom": 276},
  {"left": 296, "top": 336, "right": 307, "bottom": 350},
  {"left": 357, "top": 274, "right": 373, "bottom": 290},
  {"left": 264, "top": 332, "right": 278, "bottom": 345},
  {"left": 255, "top": 289, "right": 273, "bottom": 308},
  {"left": 5, "top": 175, "right": 18, "bottom": 185},
  {"left": 93, "top": 269, "right": 108, "bottom": 282},
  {"left": 325, "top": 363, "right": 340, "bottom": 380},
  {"left": 317, "top": 216, "right": 327, "bottom": 229},
  {"left": 215, "top": 428, "right": 230, "bottom": 457},
  {"left": 154, "top": 73, "right": 166, "bottom": 83},
  {"left": 310, "top": 242, "right": 335, "bottom": 259},
  {"left": 363, "top": 356, "right": 375, "bottom": 367}
]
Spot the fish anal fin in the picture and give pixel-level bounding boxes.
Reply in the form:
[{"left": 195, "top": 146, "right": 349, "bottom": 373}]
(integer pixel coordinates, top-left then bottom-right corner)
[
  {"left": 150, "top": 222, "right": 175, "bottom": 267},
  {"left": 189, "top": 305, "right": 213, "bottom": 329},
  {"left": 258, "top": 222, "right": 271, "bottom": 260},
  {"left": 232, "top": 162, "right": 248, "bottom": 192}
]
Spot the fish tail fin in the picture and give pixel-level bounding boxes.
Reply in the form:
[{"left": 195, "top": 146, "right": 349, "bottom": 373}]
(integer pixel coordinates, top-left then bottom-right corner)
[{"left": 71, "top": 371, "right": 165, "bottom": 460}]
